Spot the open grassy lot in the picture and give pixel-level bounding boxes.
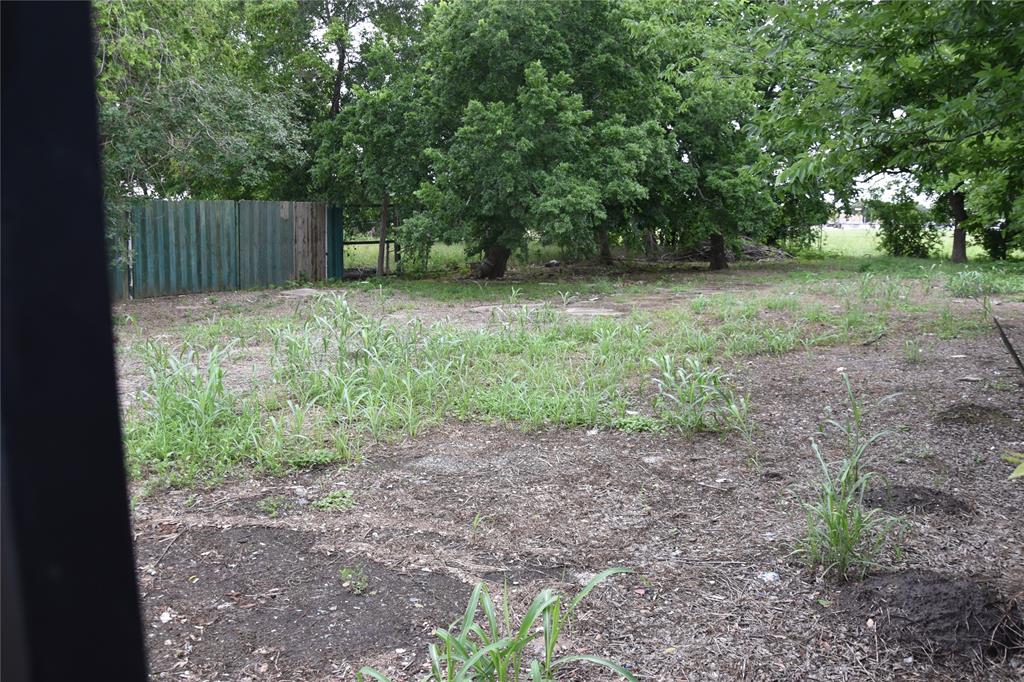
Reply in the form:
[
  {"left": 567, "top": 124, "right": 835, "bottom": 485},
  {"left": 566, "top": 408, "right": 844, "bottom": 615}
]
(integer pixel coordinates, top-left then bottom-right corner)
[
  {"left": 116, "top": 257, "right": 1023, "bottom": 680},
  {"left": 820, "top": 227, "right": 990, "bottom": 259}
]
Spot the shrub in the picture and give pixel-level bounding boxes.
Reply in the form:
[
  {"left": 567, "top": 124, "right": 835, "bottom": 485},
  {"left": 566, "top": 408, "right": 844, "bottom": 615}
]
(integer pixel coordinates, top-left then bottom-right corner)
[{"left": 866, "top": 193, "right": 943, "bottom": 258}]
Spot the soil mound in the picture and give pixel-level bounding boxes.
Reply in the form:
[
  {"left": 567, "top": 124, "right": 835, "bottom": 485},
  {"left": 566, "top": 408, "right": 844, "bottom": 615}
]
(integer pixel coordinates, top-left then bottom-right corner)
[{"left": 841, "top": 569, "right": 1022, "bottom": 657}]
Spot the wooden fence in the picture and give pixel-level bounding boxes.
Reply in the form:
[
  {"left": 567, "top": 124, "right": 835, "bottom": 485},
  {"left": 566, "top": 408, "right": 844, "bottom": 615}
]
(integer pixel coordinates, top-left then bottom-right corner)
[{"left": 110, "top": 199, "right": 341, "bottom": 300}]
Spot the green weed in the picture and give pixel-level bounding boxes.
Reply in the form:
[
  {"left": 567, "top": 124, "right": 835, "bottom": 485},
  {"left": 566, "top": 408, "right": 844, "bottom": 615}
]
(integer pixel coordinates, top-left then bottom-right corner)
[
  {"left": 903, "top": 339, "right": 923, "bottom": 363},
  {"left": 339, "top": 566, "right": 370, "bottom": 595},
  {"left": 312, "top": 489, "right": 355, "bottom": 511},
  {"left": 946, "top": 269, "right": 1024, "bottom": 298},
  {"left": 258, "top": 495, "right": 286, "bottom": 518},
  {"left": 357, "top": 568, "right": 635, "bottom": 682},
  {"left": 796, "top": 442, "right": 896, "bottom": 580},
  {"left": 650, "top": 356, "right": 750, "bottom": 434}
]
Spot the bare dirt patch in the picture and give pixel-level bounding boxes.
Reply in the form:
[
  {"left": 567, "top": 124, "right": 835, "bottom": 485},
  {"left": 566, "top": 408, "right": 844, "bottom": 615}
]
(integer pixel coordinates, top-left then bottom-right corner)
[
  {"left": 934, "top": 402, "right": 1015, "bottom": 428},
  {"left": 837, "top": 570, "right": 1022, "bottom": 657},
  {"left": 863, "top": 485, "right": 973, "bottom": 516},
  {"left": 138, "top": 524, "right": 470, "bottom": 680}
]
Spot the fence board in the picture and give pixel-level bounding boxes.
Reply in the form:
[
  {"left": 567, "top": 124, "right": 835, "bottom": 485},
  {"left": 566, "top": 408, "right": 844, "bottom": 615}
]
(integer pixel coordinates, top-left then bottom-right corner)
[
  {"left": 125, "top": 199, "right": 332, "bottom": 299},
  {"left": 238, "top": 201, "right": 295, "bottom": 289},
  {"left": 107, "top": 234, "right": 129, "bottom": 301},
  {"left": 131, "top": 200, "right": 239, "bottom": 298},
  {"left": 293, "top": 202, "right": 326, "bottom": 282}
]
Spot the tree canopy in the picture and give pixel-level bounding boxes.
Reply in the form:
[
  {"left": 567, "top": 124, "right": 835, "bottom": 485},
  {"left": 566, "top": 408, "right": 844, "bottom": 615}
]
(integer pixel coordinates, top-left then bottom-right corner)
[
  {"left": 94, "top": 0, "right": 1024, "bottom": 271},
  {"left": 768, "top": 0, "right": 1024, "bottom": 261}
]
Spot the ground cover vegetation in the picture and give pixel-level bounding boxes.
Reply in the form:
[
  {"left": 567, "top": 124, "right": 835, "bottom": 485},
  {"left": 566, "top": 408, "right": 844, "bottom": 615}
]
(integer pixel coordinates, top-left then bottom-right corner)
[
  {"left": 121, "top": 258, "right": 1023, "bottom": 678},
  {"left": 124, "top": 259, "right": 1023, "bottom": 489}
]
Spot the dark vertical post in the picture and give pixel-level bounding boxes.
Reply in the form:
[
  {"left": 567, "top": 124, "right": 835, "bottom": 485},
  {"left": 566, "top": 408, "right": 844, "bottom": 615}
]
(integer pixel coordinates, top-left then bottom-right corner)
[
  {"left": 1, "top": 2, "right": 148, "bottom": 680},
  {"left": 377, "top": 193, "right": 390, "bottom": 276}
]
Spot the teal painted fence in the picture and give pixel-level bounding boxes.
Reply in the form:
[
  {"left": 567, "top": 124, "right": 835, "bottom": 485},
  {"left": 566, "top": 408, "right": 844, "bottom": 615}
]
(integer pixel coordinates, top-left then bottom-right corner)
[
  {"left": 114, "top": 199, "right": 339, "bottom": 300},
  {"left": 132, "top": 200, "right": 239, "bottom": 298},
  {"left": 237, "top": 201, "right": 295, "bottom": 290},
  {"left": 327, "top": 205, "right": 344, "bottom": 279}
]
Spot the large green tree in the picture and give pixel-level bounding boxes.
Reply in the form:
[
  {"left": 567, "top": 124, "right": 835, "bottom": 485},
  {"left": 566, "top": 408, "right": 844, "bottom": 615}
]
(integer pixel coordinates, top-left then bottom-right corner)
[
  {"left": 625, "top": 0, "right": 828, "bottom": 269},
  {"left": 94, "top": 0, "right": 310, "bottom": 243},
  {"left": 94, "top": 0, "right": 418, "bottom": 245},
  {"left": 407, "top": 0, "right": 656, "bottom": 277},
  {"left": 321, "top": 0, "right": 792, "bottom": 277}
]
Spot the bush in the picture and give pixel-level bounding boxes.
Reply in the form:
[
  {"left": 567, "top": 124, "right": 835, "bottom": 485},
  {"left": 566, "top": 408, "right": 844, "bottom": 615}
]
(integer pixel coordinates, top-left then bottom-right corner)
[{"left": 866, "top": 193, "right": 943, "bottom": 258}]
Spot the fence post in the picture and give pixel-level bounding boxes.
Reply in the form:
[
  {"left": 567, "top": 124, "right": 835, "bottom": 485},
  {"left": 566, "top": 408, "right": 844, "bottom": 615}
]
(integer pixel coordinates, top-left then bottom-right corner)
[
  {"left": 327, "top": 205, "right": 344, "bottom": 279},
  {"left": 234, "top": 200, "right": 241, "bottom": 290}
]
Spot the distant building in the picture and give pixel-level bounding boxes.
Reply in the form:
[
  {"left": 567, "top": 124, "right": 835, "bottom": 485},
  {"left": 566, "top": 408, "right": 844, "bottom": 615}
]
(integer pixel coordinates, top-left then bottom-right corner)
[{"left": 824, "top": 210, "right": 878, "bottom": 230}]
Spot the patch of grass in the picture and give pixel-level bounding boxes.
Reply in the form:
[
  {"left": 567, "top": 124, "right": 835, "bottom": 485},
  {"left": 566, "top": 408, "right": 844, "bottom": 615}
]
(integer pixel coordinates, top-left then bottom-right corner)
[
  {"left": 125, "top": 345, "right": 274, "bottom": 486},
  {"left": 124, "top": 341, "right": 348, "bottom": 489},
  {"left": 946, "top": 268, "right": 1024, "bottom": 298},
  {"left": 924, "top": 306, "right": 990, "bottom": 339},
  {"left": 903, "top": 339, "right": 923, "bottom": 364},
  {"left": 180, "top": 314, "right": 283, "bottom": 348},
  {"left": 125, "top": 257, "right": 1024, "bottom": 489},
  {"left": 796, "top": 441, "right": 896, "bottom": 580},
  {"left": 312, "top": 489, "right": 355, "bottom": 511},
  {"left": 650, "top": 355, "right": 750, "bottom": 435},
  {"left": 357, "top": 568, "right": 636, "bottom": 682},
  {"left": 797, "top": 375, "right": 900, "bottom": 580},
  {"left": 258, "top": 495, "right": 286, "bottom": 518}
]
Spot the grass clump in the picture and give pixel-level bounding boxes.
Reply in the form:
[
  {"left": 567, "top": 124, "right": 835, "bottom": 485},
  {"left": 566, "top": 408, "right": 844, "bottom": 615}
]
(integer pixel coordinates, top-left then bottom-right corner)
[
  {"left": 312, "top": 489, "right": 355, "bottom": 511},
  {"left": 650, "top": 355, "right": 750, "bottom": 435},
  {"left": 358, "top": 568, "right": 635, "bottom": 682},
  {"left": 258, "top": 495, "right": 286, "bottom": 518},
  {"left": 796, "top": 374, "right": 900, "bottom": 580},
  {"left": 796, "top": 442, "right": 893, "bottom": 580},
  {"left": 124, "top": 345, "right": 260, "bottom": 486},
  {"left": 903, "top": 339, "right": 923, "bottom": 363},
  {"left": 946, "top": 268, "right": 1024, "bottom": 298},
  {"left": 125, "top": 343, "right": 342, "bottom": 488}
]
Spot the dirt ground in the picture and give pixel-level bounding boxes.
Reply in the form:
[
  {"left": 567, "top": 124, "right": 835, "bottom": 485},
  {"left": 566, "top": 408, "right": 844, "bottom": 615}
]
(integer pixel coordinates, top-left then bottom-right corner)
[{"left": 122, "top": 270, "right": 1024, "bottom": 681}]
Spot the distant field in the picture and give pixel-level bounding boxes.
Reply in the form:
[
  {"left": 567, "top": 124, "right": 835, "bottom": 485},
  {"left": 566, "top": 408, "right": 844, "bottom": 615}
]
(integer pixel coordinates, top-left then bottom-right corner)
[{"left": 820, "top": 226, "right": 987, "bottom": 259}]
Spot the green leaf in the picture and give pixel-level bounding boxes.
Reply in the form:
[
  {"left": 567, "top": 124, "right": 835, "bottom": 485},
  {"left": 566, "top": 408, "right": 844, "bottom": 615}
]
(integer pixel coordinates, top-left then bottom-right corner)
[{"left": 552, "top": 654, "right": 639, "bottom": 682}]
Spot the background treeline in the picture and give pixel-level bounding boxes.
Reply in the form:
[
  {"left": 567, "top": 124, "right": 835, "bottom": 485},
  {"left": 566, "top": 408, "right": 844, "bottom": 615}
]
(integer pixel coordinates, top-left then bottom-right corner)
[{"left": 95, "top": 0, "right": 1024, "bottom": 275}]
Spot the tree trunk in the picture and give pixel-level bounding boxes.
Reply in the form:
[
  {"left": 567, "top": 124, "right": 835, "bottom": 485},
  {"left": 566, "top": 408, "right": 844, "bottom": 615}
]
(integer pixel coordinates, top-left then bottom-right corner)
[
  {"left": 709, "top": 233, "right": 728, "bottom": 270},
  {"left": 329, "top": 41, "right": 346, "bottom": 119},
  {"left": 643, "top": 229, "right": 658, "bottom": 260},
  {"left": 377, "top": 192, "right": 389, "bottom": 276},
  {"left": 948, "top": 191, "right": 968, "bottom": 263},
  {"left": 477, "top": 245, "right": 511, "bottom": 279},
  {"left": 596, "top": 224, "right": 613, "bottom": 265}
]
